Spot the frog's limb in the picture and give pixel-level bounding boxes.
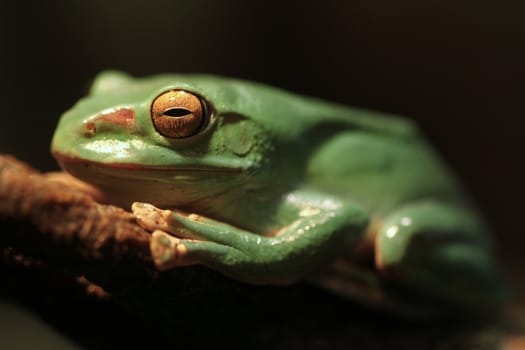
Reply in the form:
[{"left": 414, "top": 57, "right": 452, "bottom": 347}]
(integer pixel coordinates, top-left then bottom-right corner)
[
  {"left": 133, "top": 191, "right": 369, "bottom": 284},
  {"left": 376, "top": 201, "right": 506, "bottom": 314}
]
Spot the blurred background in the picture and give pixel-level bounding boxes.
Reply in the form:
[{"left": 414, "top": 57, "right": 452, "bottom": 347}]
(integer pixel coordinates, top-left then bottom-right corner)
[{"left": 1, "top": 0, "right": 524, "bottom": 345}]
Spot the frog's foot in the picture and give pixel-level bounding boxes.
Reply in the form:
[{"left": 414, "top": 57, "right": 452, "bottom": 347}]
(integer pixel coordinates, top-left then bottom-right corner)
[
  {"left": 132, "top": 202, "right": 175, "bottom": 234},
  {"left": 150, "top": 230, "right": 189, "bottom": 270},
  {"left": 132, "top": 202, "right": 233, "bottom": 240},
  {"left": 133, "top": 202, "right": 189, "bottom": 269},
  {"left": 376, "top": 201, "right": 506, "bottom": 316},
  {"left": 133, "top": 202, "right": 250, "bottom": 273}
]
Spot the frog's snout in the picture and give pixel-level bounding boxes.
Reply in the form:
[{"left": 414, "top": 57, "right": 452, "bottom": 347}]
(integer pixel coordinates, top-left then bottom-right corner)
[{"left": 83, "top": 108, "right": 139, "bottom": 137}]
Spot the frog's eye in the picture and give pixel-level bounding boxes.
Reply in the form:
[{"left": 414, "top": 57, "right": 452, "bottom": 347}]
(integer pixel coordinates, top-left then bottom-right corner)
[{"left": 151, "top": 90, "right": 208, "bottom": 138}]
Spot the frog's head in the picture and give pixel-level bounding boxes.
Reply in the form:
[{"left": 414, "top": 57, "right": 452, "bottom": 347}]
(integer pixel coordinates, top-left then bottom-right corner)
[{"left": 51, "top": 71, "right": 309, "bottom": 209}]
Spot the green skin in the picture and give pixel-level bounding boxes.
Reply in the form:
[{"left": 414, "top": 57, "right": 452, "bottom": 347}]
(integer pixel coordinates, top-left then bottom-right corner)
[{"left": 51, "top": 71, "right": 504, "bottom": 315}]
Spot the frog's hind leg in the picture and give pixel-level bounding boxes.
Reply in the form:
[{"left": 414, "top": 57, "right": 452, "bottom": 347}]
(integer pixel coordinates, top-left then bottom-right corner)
[{"left": 375, "top": 201, "right": 506, "bottom": 316}]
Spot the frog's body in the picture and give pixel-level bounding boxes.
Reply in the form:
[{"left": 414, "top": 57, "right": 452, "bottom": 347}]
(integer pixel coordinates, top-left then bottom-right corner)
[{"left": 51, "top": 71, "right": 504, "bottom": 317}]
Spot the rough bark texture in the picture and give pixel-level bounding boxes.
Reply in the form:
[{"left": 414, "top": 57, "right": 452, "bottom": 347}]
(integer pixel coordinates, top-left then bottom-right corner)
[{"left": 0, "top": 154, "right": 523, "bottom": 349}]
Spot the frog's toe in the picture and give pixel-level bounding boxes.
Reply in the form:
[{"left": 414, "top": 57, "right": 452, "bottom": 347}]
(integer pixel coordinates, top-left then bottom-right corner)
[
  {"left": 132, "top": 202, "right": 172, "bottom": 232},
  {"left": 150, "top": 230, "right": 189, "bottom": 270}
]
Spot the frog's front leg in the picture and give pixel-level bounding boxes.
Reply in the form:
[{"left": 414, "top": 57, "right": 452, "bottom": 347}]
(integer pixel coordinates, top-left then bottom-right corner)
[
  {"left": 133, "top": 190, "right": 369, "bottom": 284},
  {"left": 376, "top": 201, "right": 506, "bottom": 314}
]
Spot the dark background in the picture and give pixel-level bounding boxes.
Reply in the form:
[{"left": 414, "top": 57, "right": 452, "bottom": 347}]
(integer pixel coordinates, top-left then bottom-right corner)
[{"left": 1, "top": 0, "right": 524, "bottom": 343}]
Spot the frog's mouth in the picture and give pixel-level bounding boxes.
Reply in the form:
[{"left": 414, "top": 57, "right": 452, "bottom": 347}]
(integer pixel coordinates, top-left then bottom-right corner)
[
  {"left": 52, "top": 152, "right": 244, "bottom": 174},
  {"left": 52, "top": 151, "right": 248, "bottom": 209}
]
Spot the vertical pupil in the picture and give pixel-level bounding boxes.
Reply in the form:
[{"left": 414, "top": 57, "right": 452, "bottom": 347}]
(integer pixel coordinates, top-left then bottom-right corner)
[{"left": 164, "top": 108, "right": 191, "bottom": 117}]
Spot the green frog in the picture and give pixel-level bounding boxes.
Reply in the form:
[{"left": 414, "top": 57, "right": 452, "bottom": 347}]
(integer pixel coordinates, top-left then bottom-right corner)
[{"left": 51, "top": 71, "right": 505, "bottom": 316}]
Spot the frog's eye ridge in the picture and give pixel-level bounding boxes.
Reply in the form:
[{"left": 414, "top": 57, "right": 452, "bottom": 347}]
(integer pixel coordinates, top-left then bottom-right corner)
[{"left": 151, "top": 90, "right": 208, "bottom": 138}]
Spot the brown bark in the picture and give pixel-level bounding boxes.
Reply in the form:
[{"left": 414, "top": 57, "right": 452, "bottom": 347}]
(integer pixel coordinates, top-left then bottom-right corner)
[{"left": 0, "top": 154, "right": 156, "bottom": 288}]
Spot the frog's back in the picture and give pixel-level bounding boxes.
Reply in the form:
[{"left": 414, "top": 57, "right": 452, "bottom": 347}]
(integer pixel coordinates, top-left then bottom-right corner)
[
  {"left": 309, "top": 128, "right": 472, "bottom": 213},
  {"left": 285, "top": 96, "right": 474, "bottom": 215}
]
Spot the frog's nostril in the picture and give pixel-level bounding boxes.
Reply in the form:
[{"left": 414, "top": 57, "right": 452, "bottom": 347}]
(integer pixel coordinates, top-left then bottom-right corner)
[{"left": 84, "top": 121, "right": 96, "bottom": 137}]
